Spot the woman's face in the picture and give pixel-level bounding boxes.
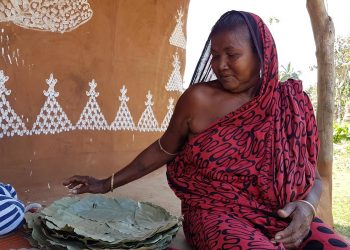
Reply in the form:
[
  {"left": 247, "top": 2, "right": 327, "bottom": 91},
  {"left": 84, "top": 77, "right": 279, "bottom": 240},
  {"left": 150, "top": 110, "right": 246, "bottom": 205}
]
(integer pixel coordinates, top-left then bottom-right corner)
[{"left": 210, "top": 28, "right": 260, "bottom": 95}]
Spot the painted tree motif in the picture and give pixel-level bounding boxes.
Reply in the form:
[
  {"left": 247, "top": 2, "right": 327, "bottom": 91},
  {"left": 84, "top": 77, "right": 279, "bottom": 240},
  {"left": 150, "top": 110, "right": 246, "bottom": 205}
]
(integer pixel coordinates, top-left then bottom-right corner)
[
  {"left": 0, "top": 70, "right": 27, "bottom": 138},
  {"left": 165, "top": 51, "right": 184, "bottom": 93},
  {"left": 137, "top": 91, "right": 159, "bottom": 132},
  {"left": 169, "top": 7, "right": 186, "bottom": 49},
  {"left": 76, "top": 79, "right": 109, "bottom": 130},
  {"left": 110, "top": 85, "right": 136, "bottom": 131},
  {"left": 31, "top": 74, "right": 74, "bottom": 135}
]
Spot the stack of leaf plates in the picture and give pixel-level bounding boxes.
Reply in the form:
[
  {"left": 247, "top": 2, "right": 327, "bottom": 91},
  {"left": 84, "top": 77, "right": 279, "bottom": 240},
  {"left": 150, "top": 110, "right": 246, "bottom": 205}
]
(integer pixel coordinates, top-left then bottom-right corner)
[{"left": 25, "top": 195, "right": 180, "bottom": 249}]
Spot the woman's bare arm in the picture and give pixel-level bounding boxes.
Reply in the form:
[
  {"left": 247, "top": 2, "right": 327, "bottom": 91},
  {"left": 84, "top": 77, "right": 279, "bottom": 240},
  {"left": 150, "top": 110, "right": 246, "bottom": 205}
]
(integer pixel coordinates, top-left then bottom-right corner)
[{"left": 63, "top": 87, "right": 195, "bottom": 194}]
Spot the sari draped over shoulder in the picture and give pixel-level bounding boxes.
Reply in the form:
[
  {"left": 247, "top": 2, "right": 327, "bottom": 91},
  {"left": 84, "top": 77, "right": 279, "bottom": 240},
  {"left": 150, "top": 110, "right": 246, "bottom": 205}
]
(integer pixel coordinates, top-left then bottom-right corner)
[{"left": 166, "top": 12, "right": 323, "bottom": 249}]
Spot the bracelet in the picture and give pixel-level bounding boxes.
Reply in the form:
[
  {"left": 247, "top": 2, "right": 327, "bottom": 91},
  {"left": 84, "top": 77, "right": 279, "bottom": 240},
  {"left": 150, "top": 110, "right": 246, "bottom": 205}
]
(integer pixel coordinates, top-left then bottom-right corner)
[
  {"left": 158, "top": 138, "right": 178, "bottom": 156},
  {"left": 299, "top": 200, "right": 316, "bottom": 217},
  {"left": 111, "top": 173, "right": 114, "bottom": 192}
]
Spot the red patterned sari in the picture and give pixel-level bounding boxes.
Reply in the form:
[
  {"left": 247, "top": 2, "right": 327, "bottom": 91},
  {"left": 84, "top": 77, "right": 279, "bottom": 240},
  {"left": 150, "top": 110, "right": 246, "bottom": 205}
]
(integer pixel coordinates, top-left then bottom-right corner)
[{"left": 167, "top": 11, "right": 349, "bottom": 250}]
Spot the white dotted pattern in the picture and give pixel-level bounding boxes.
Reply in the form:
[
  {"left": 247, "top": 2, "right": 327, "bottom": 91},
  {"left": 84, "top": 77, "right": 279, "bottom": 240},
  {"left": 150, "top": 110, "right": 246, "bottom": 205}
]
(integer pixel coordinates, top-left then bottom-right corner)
[
  {"left": 165, "top": 51, "right": 184, "bottom": 93},
  {"left": 110, "top": 85, "right": 136, "bottom": 131},
  {"left": 169, "top": 8, "right": 186, "bottom": 49},
  {"left": 31, "top": 74, "right": 74, "bottom": 135},
  {"left": 0, "top": 70, "right": 180, "bottom": 137},
  {"left": 75, "top": 79, "right": 109, "bottom": 130},
  {"left": 0, "top": 70, "right": 28, "bottom": 138},
  {"left": 137, "top": 91, "right": 159, "bottom": 132},
  {"left": 0, "top": 0, "right": 93, "bottom": 33}
]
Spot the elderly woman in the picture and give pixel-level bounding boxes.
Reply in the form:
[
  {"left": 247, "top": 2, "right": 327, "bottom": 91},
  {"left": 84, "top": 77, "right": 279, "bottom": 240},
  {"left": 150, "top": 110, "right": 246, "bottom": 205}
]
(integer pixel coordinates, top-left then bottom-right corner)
[{"left": 64, "top": 11, "right": 349, "bottom": 249}]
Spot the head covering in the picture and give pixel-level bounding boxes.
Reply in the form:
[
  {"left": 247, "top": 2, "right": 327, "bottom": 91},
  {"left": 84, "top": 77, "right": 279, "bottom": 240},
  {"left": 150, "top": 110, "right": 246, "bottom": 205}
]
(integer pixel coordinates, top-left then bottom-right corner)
[
  {"left": 0, "top": 183, "right": 25, "bottom": 235},
  {"left": 175, "top": 10, "right": 319, "bottom": 207},
  {"left": 190, "top": 10, "right": 263, "bottom": 85}
]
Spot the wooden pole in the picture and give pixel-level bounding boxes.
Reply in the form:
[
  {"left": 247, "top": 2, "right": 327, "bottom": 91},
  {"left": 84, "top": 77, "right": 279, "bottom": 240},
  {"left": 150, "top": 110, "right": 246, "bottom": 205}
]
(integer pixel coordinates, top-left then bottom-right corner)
[{"left": 306, "top": 0, "right": 335, "bottom": 226}]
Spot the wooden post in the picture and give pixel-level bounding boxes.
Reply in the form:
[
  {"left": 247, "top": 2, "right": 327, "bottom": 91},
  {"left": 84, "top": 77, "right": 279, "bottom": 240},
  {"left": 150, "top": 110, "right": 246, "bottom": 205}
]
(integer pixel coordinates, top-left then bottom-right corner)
[{"left": 306, "top": 0, "right": 335, "bottom": 226}]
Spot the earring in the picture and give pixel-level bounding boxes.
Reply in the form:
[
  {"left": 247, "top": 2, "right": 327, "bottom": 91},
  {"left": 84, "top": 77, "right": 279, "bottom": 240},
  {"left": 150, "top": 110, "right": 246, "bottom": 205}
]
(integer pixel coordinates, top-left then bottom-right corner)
[{"left": 259, "top": 69, "right": 262, "bottom": 78}]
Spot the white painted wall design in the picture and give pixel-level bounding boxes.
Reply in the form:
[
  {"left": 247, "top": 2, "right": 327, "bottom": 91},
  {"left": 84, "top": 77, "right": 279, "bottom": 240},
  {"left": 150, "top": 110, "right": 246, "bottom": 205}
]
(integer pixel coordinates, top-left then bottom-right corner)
[
  {"left": 1, "top": 28, "right": 23, "bottom": 67},
  {"left": 137, "top": 91, "right": 159, "bottom": 132},
  {"left": 159, "top": 97, "right": 174, "bottom": 132},
  {"left": 0, "top": 0, "right": 93, "bottom": 33},
  {"left": 165, "top": 51, "right": 184, "bottom": 93},
  {"left": 31, "top": 74, "right": 74, "bottom": 135},
  {"left": 110, "top": 85, "right": 136, "bottom": 131},
  {"left": 0, "top": 70, "right": 27, "bottom": 138},
  {"left": 0, "top": 72, "right": 180, "bottom": 138},
  {"left": 0, "top": 4, "right": 188, "bottom": 138},
  {"left": 169, "top": 8, "right": 186, "bottom": 49},
  {"left": 75, "top": 79, "right": 109, "bottom": 131}
]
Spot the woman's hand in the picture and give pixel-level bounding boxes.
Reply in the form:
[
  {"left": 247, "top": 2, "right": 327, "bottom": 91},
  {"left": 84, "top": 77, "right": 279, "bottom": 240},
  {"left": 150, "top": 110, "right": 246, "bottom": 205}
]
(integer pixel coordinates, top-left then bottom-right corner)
[
  {"left": 272, "top": 201, "right": 314, "bottom": 249},
  {"left": 63, "top": 176, "right": 110, "bottom": 194}
]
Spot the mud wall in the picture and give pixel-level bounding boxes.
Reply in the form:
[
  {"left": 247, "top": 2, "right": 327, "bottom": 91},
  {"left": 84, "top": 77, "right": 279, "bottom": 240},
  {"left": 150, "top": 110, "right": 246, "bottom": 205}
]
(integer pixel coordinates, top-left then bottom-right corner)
[{"left": 0, "top": 0, "right": 189, "bottom": 204}]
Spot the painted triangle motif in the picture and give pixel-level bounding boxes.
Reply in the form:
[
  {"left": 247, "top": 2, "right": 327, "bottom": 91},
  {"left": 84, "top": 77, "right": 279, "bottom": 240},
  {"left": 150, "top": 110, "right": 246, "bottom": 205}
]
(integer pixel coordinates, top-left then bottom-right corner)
[
  {"left": 110, "top": 85, "right": 136, "bottom": 131},
  {"left": 0, "top": 70, "right": 28, "bottom": 138},
  {"left": 137, "top": 90, "right": 159, "bottom": 132},
  {"left": 31, "top": 74, "right": 74, "bottom": 135},
  {"left": 75, "top": 79, "right": 109, "bottom": 130}
]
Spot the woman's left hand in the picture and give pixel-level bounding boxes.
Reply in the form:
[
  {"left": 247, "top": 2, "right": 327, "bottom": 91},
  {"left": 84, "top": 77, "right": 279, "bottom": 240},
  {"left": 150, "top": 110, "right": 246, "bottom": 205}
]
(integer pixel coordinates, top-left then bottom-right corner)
[{"left": 272, "top": 201, "right": 314, "bottom": 249}]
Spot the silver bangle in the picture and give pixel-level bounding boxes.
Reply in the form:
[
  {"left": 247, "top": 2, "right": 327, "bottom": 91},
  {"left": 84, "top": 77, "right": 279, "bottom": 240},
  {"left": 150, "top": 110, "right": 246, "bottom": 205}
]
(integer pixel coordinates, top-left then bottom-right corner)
[
  {"left": 158, "top": 138, "right": 178, "bottom": 156},
  {"left": 299, "top": 200, "right": 316, "bottom": 217},
  {"left": 111, "top": 173, "right": 114, "bottom": 192}
]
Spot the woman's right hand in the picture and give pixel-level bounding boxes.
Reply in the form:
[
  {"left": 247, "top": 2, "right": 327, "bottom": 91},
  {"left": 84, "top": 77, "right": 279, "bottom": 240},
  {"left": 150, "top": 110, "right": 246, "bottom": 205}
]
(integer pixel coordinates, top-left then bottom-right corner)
[{"left": 63, "top": 176, "right": 110, "bottom": 194}]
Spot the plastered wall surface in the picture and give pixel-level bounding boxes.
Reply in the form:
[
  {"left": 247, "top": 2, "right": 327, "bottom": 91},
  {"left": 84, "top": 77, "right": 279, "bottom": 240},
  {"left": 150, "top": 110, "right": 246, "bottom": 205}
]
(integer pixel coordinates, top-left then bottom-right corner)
[{"left": 0, "top": 0, "right": 189, "bottom": 204}]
